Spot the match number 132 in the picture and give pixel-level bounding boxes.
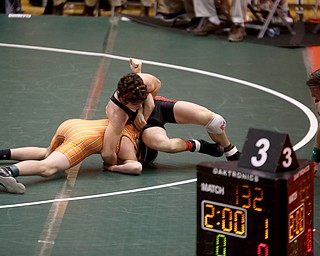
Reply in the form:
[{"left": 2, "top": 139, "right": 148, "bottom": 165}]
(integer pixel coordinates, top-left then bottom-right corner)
[{"left": 251, "top": 138, "right": 293, "bottom": 168}]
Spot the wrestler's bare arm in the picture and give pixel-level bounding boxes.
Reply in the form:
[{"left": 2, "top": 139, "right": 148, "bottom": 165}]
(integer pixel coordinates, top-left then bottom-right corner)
[
  {"left": 138, "top": 73, "right": 161, "bottom": 98},
  {"left": 130, "top": 58, "right": 161, "bottom": 99},
  {"left": 129, "top": 58, "right": 161, "bottom": 128},
  {"left": 101, "top": 103, "right": 128, "bottom": 165},
  {"left": 129, "top": 58, "right": 142, "bottom": 73},
  {"left": 104, "top": 136, "right": 142, "bottom": 175},
  {"left": 106, "top": 160, "right": 142, "bottom": 175},
  {"left": 134, "top": 94, "right": 155, "bottom": 130}
]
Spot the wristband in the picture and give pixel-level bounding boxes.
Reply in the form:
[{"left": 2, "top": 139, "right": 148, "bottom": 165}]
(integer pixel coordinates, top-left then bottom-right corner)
[{"left": 311, "top": 147, "right": 320, "bottom": 163}]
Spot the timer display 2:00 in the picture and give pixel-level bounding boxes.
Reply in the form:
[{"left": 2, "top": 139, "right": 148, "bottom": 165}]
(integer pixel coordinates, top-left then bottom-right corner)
[
  {"left": 201, "top": 200, "right": 247, "bottom": 238},
  {"left": 289, "top": 203, "right": 305, "bottom": 242}
]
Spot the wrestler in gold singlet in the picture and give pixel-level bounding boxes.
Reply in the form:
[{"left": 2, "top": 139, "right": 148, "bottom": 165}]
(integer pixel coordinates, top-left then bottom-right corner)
[{"left": 50, "top": 119, "right": 139, "bottom": 167}]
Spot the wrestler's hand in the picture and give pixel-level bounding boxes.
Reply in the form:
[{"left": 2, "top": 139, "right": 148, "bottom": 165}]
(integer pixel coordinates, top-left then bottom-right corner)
[
  {"left": 104, "top": 160, "right": 142, "bottom": 175},
  {"left": 130, "top": 58, "right": 142, "bottom": 73},
  {"left": 134, "top": 111, "right": 147, "bottom": 130},
  {"left": 104, "top": 163, "right": 113, "bottom": 171}
]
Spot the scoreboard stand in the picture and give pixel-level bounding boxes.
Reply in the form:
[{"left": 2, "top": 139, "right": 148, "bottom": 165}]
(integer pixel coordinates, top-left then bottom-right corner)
[{"left": 197, "top": 128, "right": 314, "bottom": 256}]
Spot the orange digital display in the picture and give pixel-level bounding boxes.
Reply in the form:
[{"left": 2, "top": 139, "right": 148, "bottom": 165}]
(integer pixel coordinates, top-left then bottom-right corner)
[
  {"left": 201, "top": 200, "right": 247, "bottom": 238},
  {"left": 288, "top": 203, "right": 305, "bottom": 242},
  {"left": 197, "top": 160, "right": 314, "bottom": 256}
]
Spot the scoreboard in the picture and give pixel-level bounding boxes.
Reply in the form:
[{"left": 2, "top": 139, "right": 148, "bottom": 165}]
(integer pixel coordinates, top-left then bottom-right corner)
[{"left": 196, "top": 129, "right": 314, "bottom": 256}]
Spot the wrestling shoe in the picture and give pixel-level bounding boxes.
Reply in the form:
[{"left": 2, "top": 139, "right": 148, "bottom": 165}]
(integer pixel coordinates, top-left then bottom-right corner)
[
  {"left": 195, "top": 140, "right": 224, "bottom": 157},
  {"left": 226, "top": 151, "right": 241, "bottom": 161},
  {"left": 0, "top": 167, "right": 25, "bottom": 194},
  {"left": 224, "top": 144, "right": 241, "bottom": 161}
]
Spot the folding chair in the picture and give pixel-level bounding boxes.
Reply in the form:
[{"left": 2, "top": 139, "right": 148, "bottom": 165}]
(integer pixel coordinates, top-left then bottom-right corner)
[
  {"left": 246, "top": 0, "right": 296, "bottom": 38},
  {"left": 64, "top": 0, "right": 100, "bottom": 16},
  {"left": 111, "top": 0, "right": 157, "bottom": 17}
]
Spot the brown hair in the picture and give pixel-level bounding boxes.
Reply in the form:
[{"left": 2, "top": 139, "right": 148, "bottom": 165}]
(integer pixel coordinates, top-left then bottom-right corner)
[
  {"left": 117, "top": 73, "right": 148, "bottom": 104},
  {"left": 306, "top": 69, "right": 320, "bottom": 88}
]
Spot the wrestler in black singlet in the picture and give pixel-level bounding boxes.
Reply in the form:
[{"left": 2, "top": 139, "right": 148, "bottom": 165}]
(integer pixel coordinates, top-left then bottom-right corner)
[
  {"left": 110, "top": 94, "right": 138, "bottom": 122},
  {"left": 139, "top": 97, "right": 180, "bottom": 165},
  {"left": 144, "top": 96, "right": 178, "bottom": 129}
]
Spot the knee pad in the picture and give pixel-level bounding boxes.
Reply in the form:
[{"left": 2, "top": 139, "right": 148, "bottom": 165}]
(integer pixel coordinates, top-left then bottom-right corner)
[{"left": 205, "top": 114, "right": 226, "bottom": 135}]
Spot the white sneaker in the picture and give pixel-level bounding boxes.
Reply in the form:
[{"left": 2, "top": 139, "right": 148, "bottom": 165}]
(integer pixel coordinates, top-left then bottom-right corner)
[
  {"left": 0, "top": 168, "right": 25, "bottom": 194},
  {"left": 272, "top": 15, "right": 293, "bottom": 24}
]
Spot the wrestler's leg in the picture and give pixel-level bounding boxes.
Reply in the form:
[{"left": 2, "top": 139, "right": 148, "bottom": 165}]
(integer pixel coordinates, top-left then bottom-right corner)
[
  {"left": 141, "top": 126, "right": 190, "bottom": 153},
  {"left": 0, "top": 152, "right": 70, "bottom": 194},
  {"left": 14, "top": 151, "right": 70, "bottom": 177},
  {"left": 173, "top": 101, "right": 227, "bottom": 144},
  {"left": 139, "top": 126, "right": 189, "bottom": 165},
  {"left": 173, "top": 101, "right": 240, "bottom": 160},
  {"left": 7, "top": 147, "right": 51, "bottom": 161},
  {"left": 173, "top": 101, "right": 214, "bottom": 125},
  {"left": 141, "top": 126, "right": 223, "bottom": 160}
]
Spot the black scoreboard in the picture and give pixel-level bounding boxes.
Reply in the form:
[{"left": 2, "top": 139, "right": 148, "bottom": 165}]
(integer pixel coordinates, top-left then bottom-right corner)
[{"left": 197, "top": 129, "right": 314, "bottom": 256}]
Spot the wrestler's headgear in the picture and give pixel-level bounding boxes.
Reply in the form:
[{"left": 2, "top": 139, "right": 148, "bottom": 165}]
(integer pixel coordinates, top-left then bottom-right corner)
[
  {"left": 117, "top": 73, "right": 148, "bottom": 104},
  {"left": 307, "top": 69, "right": 320, "bottom": 88}
]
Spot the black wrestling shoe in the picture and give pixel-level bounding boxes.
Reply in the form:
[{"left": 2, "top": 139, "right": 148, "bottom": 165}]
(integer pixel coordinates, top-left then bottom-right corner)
[
  {"left": 197, "top": 140, "right": 224, "bottom": 157},
  {"left": 0, "top": 167, "right": 25, "bottom": 194},
  {"left": 226, "top": 151, "right": 241, "bottom": 161}
]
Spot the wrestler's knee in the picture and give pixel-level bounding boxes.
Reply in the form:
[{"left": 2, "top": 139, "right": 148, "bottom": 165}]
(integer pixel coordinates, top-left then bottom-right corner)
[
  {"left": 39, "top": 164, "right": 59, "bottom": 177},
  {"left": 206, "top": 113, "right": 226, "bottom": 135},
  {"left": 39, "top": 158, "right": 64, "bottom": 177}
]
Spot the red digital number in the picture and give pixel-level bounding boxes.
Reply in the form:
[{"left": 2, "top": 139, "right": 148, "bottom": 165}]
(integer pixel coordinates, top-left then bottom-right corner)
[
  {"left": 307, "top": 228, "right": 312, "bottom": 253},
  {"left": 257, "top": 243, "right": 269, "bottom": 256}
]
